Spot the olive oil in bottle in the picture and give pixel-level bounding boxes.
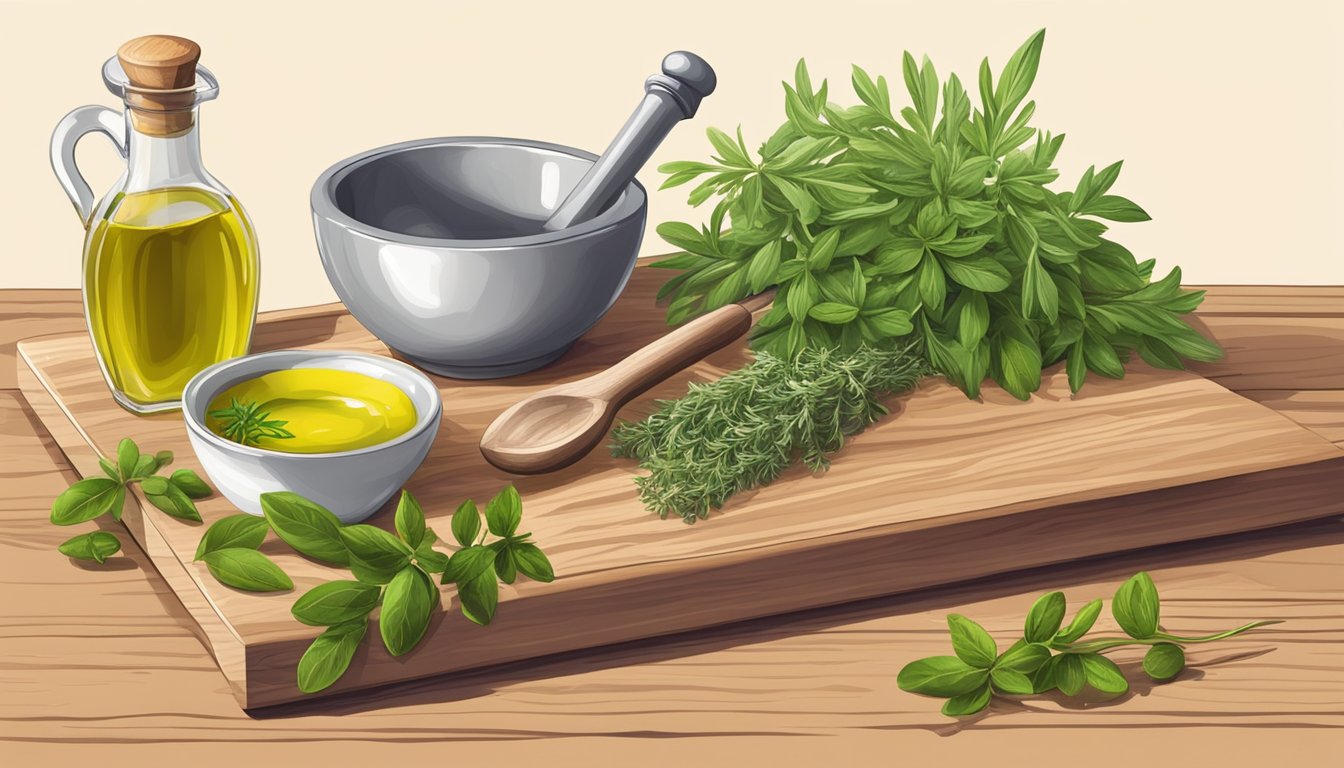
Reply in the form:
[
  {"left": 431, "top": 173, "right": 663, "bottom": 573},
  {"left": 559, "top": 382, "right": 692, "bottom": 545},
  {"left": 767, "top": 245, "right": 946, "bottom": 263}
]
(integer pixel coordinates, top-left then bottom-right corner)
[
  {"left": 84, "top": 187, "right": 258, "bottom": 406},
  {"left": 52, "top": 35, "right": 260, "bottom": 413}
]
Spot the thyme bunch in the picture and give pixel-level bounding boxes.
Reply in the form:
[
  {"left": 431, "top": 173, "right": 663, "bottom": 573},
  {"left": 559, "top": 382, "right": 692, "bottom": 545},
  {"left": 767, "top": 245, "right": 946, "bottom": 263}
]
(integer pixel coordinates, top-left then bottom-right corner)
[{"left": 611, "top": 344, "right": 928, "bottom": 522}]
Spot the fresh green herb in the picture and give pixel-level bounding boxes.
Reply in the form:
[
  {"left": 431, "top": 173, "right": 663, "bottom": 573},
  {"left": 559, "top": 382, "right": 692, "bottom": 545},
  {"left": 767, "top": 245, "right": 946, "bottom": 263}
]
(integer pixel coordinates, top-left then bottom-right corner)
[
  {"left": 49, "top": 438, "right": 212, "bottom": 561},
  {"left": 297, "top": 619, "right": 367, "bottom": 695},
  {"left": 611, "top": 344, "right": 927, "bottom": 522},
  {"left": 898, "top": 572, "right": 1277, "bottom": 717},
  {"left": 57, "top": 530, "right": 122, "bottom": 564},
  {"left": 208, "top": 398, "right": 296, "bottom": 447},
  {"left": 200, "top": 486, "right": 555, "bottom": 693},
  {"left": 193, "top": 513, "right": 269, "bottom": 560},
  {"left": 444, "top": 485, "right": 555, "bottom": 625},
  {"left": 651, "top": 30, "right": 1220, "bottom": 400},
  {"left": 259, "top": 491, "right": 350, "bottom": 566},
  {"left": 201, "top": 547, "right": 294, "bottom": 592}
]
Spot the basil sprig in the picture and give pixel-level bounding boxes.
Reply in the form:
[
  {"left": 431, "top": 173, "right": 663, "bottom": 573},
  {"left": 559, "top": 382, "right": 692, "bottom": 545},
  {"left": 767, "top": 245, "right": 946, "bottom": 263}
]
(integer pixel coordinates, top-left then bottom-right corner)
[
  {"left": 50, "top": 438, "right": 213, "bottom": 563},
  {"left": 898, "top": 572, "right": 1278, "bottom": 717},
  {"left": 192, "top": 486, "right": 555, "bottom": 693}
]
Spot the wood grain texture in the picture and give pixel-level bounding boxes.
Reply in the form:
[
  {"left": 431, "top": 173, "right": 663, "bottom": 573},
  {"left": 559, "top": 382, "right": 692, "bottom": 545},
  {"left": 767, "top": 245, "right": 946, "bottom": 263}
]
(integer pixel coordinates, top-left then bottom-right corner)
[
  {"left": 16, "top": 271, "right": 1344, "bottom": 708},
  {"left": 1, "top": 393, "right": 1339, "bottom": 764},
  {"left": 2, "top": 285, "right": 1342, "bottom": 762}
]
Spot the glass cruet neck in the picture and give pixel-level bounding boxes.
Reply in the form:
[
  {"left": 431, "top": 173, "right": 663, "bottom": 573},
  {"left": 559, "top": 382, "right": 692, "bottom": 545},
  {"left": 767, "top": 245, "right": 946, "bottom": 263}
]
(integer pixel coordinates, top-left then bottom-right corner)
[{"left": 123, "top": 109, "right": 213, "bottom": 192}]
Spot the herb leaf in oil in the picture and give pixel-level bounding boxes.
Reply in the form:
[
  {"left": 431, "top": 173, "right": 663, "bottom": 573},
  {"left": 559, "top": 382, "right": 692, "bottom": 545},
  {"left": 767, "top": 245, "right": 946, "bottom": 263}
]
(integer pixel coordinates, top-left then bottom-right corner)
[{"left": 209, "top": 398, "right": 296, "bottom": 447}]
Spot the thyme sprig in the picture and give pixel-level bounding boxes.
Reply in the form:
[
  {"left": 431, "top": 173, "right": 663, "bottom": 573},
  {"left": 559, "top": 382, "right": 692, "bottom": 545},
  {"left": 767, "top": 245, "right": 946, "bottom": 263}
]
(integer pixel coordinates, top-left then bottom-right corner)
[
  {"left": 209, "top": 398, "right": 295, "bottom": 447},
  {"left": 611, "top": 343, "right": 928, "bottom": 522}
]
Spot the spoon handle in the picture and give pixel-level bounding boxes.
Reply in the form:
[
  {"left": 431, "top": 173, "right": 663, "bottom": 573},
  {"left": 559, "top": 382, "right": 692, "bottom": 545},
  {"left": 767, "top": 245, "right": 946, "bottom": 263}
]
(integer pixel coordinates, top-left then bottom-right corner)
[{"left": 587, "top": 302, "right": 754, "bottom": 406}]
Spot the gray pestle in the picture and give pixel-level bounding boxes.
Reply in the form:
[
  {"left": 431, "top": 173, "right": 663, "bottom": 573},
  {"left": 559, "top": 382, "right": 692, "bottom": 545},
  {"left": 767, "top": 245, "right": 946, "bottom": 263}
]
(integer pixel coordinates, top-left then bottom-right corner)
[{"left": 542, "top": 51, "right": 716, "bottom": 232}]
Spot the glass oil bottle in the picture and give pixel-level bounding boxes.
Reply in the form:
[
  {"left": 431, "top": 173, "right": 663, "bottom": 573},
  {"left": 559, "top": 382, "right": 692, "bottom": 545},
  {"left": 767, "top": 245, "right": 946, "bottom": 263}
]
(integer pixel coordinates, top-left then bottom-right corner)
[{"left": 51, "top": 35, "right": 259, "bottom": 413}]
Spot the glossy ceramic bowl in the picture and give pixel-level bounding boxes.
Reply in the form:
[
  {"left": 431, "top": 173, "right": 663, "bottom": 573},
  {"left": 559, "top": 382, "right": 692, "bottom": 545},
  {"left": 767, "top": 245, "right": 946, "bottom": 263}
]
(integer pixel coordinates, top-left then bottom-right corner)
[
  {"left": 181, "top": 350, "right": 442, "bottom": 523},
  {"left": 311, "top": 137, "right": 648, "bottom": 379}
]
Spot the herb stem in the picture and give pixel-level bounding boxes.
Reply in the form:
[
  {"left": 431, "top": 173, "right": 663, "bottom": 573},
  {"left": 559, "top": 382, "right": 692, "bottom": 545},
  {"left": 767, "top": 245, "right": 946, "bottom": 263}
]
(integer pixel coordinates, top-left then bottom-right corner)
[
  {"left": 1053, "top": 621, "right": 1280, "bottom": 654},
  {"left": 1153, "top": 621, "right": 1281, "bottom": 644}
]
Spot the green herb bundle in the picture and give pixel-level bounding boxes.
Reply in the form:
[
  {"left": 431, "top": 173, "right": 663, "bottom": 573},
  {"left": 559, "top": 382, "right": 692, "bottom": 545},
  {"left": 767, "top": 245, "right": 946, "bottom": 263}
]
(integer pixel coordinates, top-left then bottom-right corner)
[
  {"left": 612, "top": 344, "right": 927, "bottom": 522},
  {"left": 899, "top": 572, "right": 1276, "bottom": 716},
  {"left": 652, "top": 29, "right": 1221, "bottom": 400}
]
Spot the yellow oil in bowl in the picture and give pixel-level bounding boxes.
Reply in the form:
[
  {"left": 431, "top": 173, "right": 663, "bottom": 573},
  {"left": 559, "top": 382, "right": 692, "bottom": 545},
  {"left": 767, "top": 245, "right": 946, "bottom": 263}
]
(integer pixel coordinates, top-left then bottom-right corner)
[{"left": 206, "top": 369, "right": 417, "bottom": 453}]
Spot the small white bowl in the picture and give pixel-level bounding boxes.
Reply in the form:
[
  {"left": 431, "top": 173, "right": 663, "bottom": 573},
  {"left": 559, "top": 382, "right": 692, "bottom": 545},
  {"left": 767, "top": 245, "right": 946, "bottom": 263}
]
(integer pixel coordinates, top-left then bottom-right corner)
[{"left": 182, "top": 350, "right": 442, "bottom": 524}]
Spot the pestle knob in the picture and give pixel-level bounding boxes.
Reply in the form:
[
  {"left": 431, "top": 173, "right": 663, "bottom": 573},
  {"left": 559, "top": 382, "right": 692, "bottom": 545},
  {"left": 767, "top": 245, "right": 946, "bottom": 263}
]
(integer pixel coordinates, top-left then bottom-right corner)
[{"left": 543, "top": 51, "right": 716, "bottom": 232}]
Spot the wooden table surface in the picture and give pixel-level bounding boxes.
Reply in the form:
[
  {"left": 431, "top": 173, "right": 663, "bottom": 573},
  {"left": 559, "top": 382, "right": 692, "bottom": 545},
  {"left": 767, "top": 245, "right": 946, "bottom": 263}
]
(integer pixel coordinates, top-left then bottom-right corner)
[{"left": 2, "top": 287, "right": 1341, "bottom": 765}]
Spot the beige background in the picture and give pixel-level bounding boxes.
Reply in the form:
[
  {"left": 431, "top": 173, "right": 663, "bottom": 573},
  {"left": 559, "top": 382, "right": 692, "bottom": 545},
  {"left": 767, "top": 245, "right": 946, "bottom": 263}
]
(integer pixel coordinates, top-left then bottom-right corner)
[{"left": 3, "top": 0, "right": 1341, "bottom": 311}]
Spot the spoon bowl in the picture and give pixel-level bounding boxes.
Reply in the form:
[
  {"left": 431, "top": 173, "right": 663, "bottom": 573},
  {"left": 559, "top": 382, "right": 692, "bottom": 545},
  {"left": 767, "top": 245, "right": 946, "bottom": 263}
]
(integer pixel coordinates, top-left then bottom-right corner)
[{"left": 480, "top": 394, "right": 610, "bottom": 474}]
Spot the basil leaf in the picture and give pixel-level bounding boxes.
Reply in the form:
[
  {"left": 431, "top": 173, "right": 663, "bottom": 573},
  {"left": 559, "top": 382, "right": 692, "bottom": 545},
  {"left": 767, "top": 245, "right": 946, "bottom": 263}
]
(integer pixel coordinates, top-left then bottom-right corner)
[
  {"left": 808, "top": 302, "right": 860, "bottom": 324},
  {"left": 58, "top": 531, "right": 121, "bottom": 564},
  {"left": 394, "top": 490, "right": 426, "bottom": 548},
  {"left": 153, "top": 450, "right": 174, "bottom": 471},
  {"left": 380, "top": 566, "right": 436, "bottom": 656},
  {"left": 291, "top": 580, "right": 381, "bottom": 627},
  {"left": 142, "top": 478, "right": 202, "bottom": 522},
  {"left": 484, "top": 485, "right": 521, "bottom": 538},
  {"left": 493, "top": 543, "right": 517, "bottom": 585},
  {"left": 202, "top": 548, "right": 293, "bottom": 592},
  {"left": 194, "top": 513, "right": 269, "bottom": 560},
  {"left": 50, "top": 477, "right": 123, "bottom": 525},
  {"left": 1142, "top": 643, "right": 1185, "bottom": 681},
  {"left": 1056, "top": 599, "right": 1103, "bottom": 643},
  {"left": 511, "top": 542, "right": 555, "bottom": 583},
  {"left": 340, "top": 525, "right": 412, "bottom": 584},
  {"left": 1023, "top": 590, "right": 1066, "bottom": 643},
  {"left": 994, "top": 640, "right": 1051, "bottom": 673},
  {"left": 1080, "top": 653, "right": 1129, "bottom": 695},
  {"left": 416, "top": 547, "right": 451, "bottom": 574},
  {"left": 897, "top": 656, "right": 988, "bottom": 697},
  {"left": 261, "top": 492, "right": 349, "bottom": 566},
  {"left": 941, "top": 683, "right": 992, "bottom": 717},
  {"left": 443, "top": 544, "right": 495, "bottom": 585},
  {"left": 947, "top": 614, "right": 996, "bottom": 668},
  {"left": 99, "top": 457, "right": 121, "bottom": 481},
  {"left": 1054, "top": 653, "right": 1086, "bottom": 696},
  {"left": 1030, "top": 653, "right": 1060, "bottom": 693},
  {"left": 456, "top": 562, "right": 499, "bottom": 626},
  {"left": 130, "top": 455, "right": 156, "bottom": 480},
  {"left": 1112, "top": 571, "right": 1160, "bottom": 639},
  {"left": 451, "top": 499, "right": 480, "bottom": 547},
  {"left": 297, "top": 619, "right": 366, "bottom": 694},
  {"left": 170, "top": 469, "right": 213, "bottom": 499},
  {"left": 116, "top": 438, "right": 140, "bottom": 480},
  {"left": 939, "top": 254, "right": 1011, "bottom": 292},
  {"left": 989, "top": 666, "right": 1034, "bottom": 695},
  {"left": 413, "top": 530, "right": 450, "bottom": 573}
]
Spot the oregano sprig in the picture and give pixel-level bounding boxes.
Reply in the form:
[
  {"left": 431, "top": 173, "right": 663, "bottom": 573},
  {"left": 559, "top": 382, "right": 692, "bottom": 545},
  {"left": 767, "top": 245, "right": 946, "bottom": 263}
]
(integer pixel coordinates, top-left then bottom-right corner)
[
  {"left": 50, "top": 437, "right": 213, "bottom": 563},
  {"left": 897, "top": 572, "right": 1278, "bottom": 717}
]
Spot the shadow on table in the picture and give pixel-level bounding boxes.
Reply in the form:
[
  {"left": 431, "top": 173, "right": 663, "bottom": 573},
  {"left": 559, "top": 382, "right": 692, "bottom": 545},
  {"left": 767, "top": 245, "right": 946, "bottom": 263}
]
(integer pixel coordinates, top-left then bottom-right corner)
[{"left": 239, "top": 514, "right": 1341, "bottom": 722}]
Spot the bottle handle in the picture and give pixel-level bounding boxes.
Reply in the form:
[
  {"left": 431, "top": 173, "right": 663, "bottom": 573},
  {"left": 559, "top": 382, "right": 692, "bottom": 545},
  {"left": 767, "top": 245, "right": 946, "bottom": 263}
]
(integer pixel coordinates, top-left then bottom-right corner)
[{"left": 50, "top": 106, "right": 127, "bottom": 228}]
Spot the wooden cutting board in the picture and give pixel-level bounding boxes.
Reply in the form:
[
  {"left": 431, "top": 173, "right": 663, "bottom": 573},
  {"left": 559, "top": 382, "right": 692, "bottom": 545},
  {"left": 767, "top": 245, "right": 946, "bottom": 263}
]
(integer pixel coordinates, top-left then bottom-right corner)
[{"left": 17, "top": 268, "right": 1344, "bottom": 709}]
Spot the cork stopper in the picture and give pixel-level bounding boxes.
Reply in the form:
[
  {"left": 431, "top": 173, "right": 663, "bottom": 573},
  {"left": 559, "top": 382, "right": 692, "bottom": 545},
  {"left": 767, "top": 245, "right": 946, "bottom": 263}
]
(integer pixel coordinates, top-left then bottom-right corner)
[{"left": 117, "top": 35, "right": 201, "bottom": 137}]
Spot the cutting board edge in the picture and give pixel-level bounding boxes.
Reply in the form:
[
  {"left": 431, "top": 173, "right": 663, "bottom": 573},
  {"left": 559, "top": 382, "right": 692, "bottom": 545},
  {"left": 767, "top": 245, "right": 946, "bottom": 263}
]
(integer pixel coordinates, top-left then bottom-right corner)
[
  {"left": 17, "top": 346, "right": 255, "bottom": 701},
  {"left": 232, "top": 452, "right": 1344, "bottom": 709}
]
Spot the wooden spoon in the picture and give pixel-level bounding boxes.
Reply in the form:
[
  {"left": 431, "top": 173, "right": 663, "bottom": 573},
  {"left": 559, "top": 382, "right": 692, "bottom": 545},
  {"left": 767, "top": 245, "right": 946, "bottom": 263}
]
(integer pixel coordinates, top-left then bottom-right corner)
[{"left": 480, "top": 292, "right": 774, "bottom": 474}]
